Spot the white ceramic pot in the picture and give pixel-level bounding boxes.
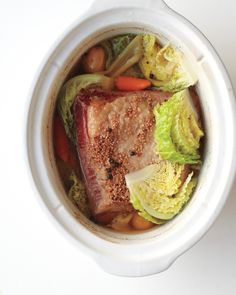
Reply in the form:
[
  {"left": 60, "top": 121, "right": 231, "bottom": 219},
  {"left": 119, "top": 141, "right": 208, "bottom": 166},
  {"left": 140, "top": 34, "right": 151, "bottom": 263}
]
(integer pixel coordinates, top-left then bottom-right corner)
[{"left": 26, "top": 0, "right": 236, "bottom": 276}]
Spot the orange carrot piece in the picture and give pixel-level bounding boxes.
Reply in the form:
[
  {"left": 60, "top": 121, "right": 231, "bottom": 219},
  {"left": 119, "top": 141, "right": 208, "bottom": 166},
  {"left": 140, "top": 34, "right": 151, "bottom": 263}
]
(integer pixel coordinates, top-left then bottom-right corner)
[
  {"left": 115, "top": 76, "right": 151, "bottom": 91},
  {"left": 54, "top": 114, "right": 77, "bottom": 168}
]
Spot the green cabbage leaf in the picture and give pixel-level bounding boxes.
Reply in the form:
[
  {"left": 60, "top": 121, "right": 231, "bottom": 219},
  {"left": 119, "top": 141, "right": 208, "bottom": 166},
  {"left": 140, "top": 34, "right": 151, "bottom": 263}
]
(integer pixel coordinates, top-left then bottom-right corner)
[
  {"left": 154, "top": 89, "right": 204, "bottom": 164},
  {"left": 105, "top": 35, "right": 143, "bottom": 77},
  {"left": 100, "top": 34, "right": 136, "bottom": 70},
  {"left": 129, "top": 187, "right": 166, "bottom": 225},
  {"left": 125, "top": 162, "right": 197, "bottom": 221},
  {"left": 68, "top": 171, "right": 91, "bottom": 218},
  {"left": 110, "top": 34, "right": 136, "bottom": 58},
  {"left": 139, "top": 34, "right": 197, "bottom": 92}
]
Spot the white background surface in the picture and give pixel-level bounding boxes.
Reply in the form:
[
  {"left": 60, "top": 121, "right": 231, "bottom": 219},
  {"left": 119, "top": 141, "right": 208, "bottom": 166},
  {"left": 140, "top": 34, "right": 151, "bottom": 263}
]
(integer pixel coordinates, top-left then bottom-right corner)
[{"left": 0, "top": 0, "right": 235, "bottom": 294}]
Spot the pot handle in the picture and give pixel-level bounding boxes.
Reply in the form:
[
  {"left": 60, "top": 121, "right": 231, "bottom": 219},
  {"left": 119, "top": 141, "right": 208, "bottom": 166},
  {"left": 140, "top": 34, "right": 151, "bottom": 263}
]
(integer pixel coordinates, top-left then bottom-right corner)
[
  {"left": 89, "top": 0, "right": 168, "bottom": 13},
  {"left": 93, "top": 252, "right": 174, "bottom": 277}
]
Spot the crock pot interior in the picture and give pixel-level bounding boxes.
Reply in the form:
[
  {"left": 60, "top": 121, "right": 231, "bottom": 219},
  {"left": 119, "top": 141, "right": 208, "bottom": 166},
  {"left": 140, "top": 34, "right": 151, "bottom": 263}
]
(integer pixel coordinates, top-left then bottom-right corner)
[{"left": 42, "top": 25, "right": 214, "bottom": 243}]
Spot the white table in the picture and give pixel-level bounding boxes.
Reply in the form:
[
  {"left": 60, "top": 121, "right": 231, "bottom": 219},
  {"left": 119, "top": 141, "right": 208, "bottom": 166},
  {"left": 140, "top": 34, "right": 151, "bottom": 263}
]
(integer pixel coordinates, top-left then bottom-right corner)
[{"left": 0, "top": 0, "right": 235, "bottom": 294}]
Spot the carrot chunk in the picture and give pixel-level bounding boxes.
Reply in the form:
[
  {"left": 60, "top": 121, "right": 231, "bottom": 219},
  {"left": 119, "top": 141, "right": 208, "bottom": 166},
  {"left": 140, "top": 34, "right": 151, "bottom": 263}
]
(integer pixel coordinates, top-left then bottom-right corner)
[
  {"left": 54, "top": 114, "right": 77, "bottom": 168},
  {"left": 115, "top": 76, "right": 151, "bottom": 91}
]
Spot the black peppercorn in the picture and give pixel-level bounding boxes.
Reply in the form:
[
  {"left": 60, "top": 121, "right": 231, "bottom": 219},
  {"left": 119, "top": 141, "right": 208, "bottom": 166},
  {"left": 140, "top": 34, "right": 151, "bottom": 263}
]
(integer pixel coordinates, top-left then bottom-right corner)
[
  {"left": 106, "top": 168, "right": 113, "bottom": 180},
  {"left": 129, "top": 150, "right": 136, "bottom": 156},
  {"left": 109, "top": 158, "right": 121, "bottom": 168}
]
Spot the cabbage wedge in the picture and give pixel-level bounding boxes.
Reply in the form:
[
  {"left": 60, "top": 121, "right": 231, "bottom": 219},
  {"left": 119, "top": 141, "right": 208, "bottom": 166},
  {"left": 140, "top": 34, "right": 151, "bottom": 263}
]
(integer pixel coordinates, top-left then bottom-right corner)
[
  {"left": 125, "top": 162, "right": 197, "bottom": 222},
  {"left": 110, "top": 34, "right": 136, "bottom": 58},
  {"left": 100, "top": 34, "right": 136, "bottom": 70},
  {"left": 139, "top": 34, "right": 197, "bottom": 92},
  {"left": 154, "top": 89, "right": 204, "bottom": 164},
  {"left": 105, "top": 34, "right": 143, "bottom": 77}
]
